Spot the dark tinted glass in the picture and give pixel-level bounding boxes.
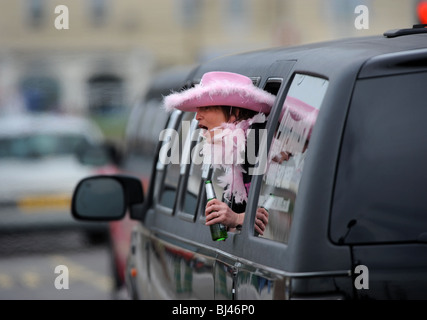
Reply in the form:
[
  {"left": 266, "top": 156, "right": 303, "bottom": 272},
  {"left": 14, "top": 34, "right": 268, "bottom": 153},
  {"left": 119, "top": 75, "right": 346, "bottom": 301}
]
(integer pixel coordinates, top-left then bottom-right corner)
[
  {"left": 156, "top": 111, "right": 194, "bottom": 210},
  {"left": 258, "top": 74, "right": 328, "bottom": 243},
  {"left": 332, "top": 72, "right": 427, "bottom": 244}
]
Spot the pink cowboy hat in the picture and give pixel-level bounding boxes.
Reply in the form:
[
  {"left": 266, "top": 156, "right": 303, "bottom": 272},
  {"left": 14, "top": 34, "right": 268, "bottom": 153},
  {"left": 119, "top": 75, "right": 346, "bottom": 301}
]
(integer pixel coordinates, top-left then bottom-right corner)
[
  {"left": 279, "top": 96, "right": 319, "bottom": 139},
  {"left": 163, "top": 71, "right": 276, "bottom": 114}
]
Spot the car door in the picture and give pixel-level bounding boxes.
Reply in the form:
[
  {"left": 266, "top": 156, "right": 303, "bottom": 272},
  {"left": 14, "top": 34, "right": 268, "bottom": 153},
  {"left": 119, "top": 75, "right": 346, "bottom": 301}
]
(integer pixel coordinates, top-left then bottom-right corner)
[
  {"left": 331, "top": 65, "right": 427, "bottom": 299},
  {"left": 232, "top": 72, "right": 331, "bottom": 299},
  {"left": 128, "top": 109, "right": 217, "bottom": 299}
]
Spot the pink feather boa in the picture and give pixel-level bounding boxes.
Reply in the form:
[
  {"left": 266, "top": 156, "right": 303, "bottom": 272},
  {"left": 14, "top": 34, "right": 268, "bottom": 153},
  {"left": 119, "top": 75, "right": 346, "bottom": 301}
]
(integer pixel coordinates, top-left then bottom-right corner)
[{"left": 201, "top": 113, "right": 266, "bottom": 204}]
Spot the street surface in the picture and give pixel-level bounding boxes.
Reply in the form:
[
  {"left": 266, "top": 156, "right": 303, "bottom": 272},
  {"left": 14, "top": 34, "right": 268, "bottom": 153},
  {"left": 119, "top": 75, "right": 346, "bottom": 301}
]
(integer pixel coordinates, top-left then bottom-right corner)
[{"left": 0, "top": 230, "right": 120, "bottom": 300}]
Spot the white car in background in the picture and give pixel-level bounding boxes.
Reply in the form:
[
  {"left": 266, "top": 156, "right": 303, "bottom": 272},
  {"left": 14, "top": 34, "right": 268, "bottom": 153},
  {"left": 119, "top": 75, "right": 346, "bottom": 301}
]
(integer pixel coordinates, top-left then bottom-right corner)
[{"left": 0, "top": 112, "right": 119, "bottom": 242}]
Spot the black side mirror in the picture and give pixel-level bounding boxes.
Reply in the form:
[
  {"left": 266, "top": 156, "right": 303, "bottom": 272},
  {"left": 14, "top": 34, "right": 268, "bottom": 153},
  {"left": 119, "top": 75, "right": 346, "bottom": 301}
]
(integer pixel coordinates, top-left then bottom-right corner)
[{"left": 71, "top": 175, "right": 144, "bottom": 221}]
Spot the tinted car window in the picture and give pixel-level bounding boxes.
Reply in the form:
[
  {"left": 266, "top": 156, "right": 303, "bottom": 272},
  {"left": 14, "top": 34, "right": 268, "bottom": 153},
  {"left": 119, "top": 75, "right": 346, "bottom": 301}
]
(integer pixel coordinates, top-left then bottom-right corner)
[
  {"left": 331, "top": 72, "right": 427, "bottom": 244},
  {"left": 156, "top": 111, "right": 195, "bottom": 211},
  {"left": 257, "top": 74, "right": 328, "bottom": 243},
  {"left": 181, "top": 117, "right": 207, "bottom": 218}
]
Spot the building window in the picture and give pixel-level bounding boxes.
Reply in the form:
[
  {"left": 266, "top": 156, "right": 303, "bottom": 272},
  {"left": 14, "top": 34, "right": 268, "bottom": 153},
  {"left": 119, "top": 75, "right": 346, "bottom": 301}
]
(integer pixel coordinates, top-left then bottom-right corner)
[
  {"left": 88, "top": 0, "right": 109, "bottom": 27},
  {"left": 222, "top": 0, "right": 249, "bottom": 33},
  {"left": 87, "top": 75, "right": 123, "bottom": 114},
  {"left": 19, "top": 76, "right": 60, "bottom": 112},
  {"left": 174, "top": 0, "right": 202, "bottom": 28},
  {"left": 27, "top": 0, "right": 45, "bottom": 28}
]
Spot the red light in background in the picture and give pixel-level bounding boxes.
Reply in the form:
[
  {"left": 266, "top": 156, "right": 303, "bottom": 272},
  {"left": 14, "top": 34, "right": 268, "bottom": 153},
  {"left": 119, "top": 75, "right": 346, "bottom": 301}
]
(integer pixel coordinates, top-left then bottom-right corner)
[{"left": 417, "top": 1, "right": 427, "bottom": 24}]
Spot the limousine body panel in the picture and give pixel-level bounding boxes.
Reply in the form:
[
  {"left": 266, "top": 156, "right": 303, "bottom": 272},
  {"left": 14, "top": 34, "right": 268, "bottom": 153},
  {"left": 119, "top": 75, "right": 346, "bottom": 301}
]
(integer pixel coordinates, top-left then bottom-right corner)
[{"left": 72, "top": 28, "right": 427, "bottom": 299}]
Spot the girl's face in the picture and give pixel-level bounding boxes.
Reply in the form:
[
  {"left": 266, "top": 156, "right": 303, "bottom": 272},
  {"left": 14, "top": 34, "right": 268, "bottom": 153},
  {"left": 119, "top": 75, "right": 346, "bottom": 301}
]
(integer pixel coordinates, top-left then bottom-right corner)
[{"left": 196, "top": 106, "right": 228, "bottom": 138}]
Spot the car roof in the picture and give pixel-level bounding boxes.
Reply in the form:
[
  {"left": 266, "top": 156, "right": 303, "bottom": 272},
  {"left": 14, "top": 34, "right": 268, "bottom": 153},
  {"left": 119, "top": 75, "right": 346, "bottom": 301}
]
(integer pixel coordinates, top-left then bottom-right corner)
[
  {"left": 190, "top": 32, "right": 427, "bottom": 82},
  {"left": 0, "top": 113, "right": 104, "bottom": 143},
  {"left": 144, "top": 65, "right": 195, "bottom": 101}
]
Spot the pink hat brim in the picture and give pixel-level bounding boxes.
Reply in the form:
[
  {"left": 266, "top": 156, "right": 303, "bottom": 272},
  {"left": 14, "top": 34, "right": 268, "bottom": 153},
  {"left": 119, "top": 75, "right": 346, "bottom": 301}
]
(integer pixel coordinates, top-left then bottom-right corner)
[
  {"left": 163, "top": 71, "right": 276, "bottom": 114},
  {"left": 280, "top": 96, "right": 319, "bottom": 138}
]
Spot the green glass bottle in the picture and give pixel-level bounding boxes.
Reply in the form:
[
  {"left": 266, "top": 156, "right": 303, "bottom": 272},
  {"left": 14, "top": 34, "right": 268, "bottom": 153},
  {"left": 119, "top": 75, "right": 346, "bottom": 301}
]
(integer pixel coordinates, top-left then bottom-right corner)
[
  {"left": 261, "top": 193, "right": 275, "bottom": 212},
  {"left": 205, "top": 180, "right": 228, "bottom": 241}
]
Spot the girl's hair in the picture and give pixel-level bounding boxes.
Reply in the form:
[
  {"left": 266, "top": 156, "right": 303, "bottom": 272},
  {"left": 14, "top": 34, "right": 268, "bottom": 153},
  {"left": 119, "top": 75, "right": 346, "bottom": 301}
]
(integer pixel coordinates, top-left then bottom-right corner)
[{"left": 218, "top": 106, "right": 258, "bottom": 122}]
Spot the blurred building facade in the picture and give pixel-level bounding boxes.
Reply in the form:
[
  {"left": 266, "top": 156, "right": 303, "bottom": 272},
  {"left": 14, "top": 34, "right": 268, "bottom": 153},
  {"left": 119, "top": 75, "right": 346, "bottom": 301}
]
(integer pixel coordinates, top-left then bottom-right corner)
[{"left": 0, "top": 0, "right": 418, "bottom": 116}]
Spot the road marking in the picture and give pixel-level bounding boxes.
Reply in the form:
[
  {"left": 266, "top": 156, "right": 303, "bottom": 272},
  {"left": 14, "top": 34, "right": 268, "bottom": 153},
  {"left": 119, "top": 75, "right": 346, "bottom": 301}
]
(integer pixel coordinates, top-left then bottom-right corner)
[
  {"left": 50, "top": 255, "right": 113, "bottom": 291},
  {"left": 0, "top": 253, "right": 113, "bottom": 293}
]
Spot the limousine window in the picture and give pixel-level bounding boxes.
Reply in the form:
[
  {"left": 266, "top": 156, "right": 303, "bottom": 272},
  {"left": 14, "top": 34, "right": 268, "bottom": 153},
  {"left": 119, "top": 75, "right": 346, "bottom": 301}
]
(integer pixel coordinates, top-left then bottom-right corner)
[
  {"left": 190, "top": 80, "right": 282, "bottom": 230},
  {"left": 155, "top": 110, "right": 194, "bottom": 212},
  {"left": 331, "top": 72, "right": 427, "bottom": 244},
  {"left": 180, "top": 116, "right": 206, "bottom": 218},
  {"left": 263, "top": 78, "right": 282, "bottom": 96},
  {"left": 195, "top": 150, "right": 227, "bottom": 226},
  {"left": 258, "top": 74, "right": 328, "bottom": 243}
]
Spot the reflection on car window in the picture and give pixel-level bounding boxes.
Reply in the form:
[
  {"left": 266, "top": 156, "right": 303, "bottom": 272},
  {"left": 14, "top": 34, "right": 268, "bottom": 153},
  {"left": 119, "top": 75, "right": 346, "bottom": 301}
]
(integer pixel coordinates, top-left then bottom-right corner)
[
  {"left": 181, "top": 117, "right": 205, "bottom": 217},
  {"left": 332, "top": 72, "right": 427, "bottom": 244},
  {"left": 156, "top": 111, "right": 195, "bottom": 211},
  {"left": 258, "top": 74, "right": 328, "bottom": 243}
]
